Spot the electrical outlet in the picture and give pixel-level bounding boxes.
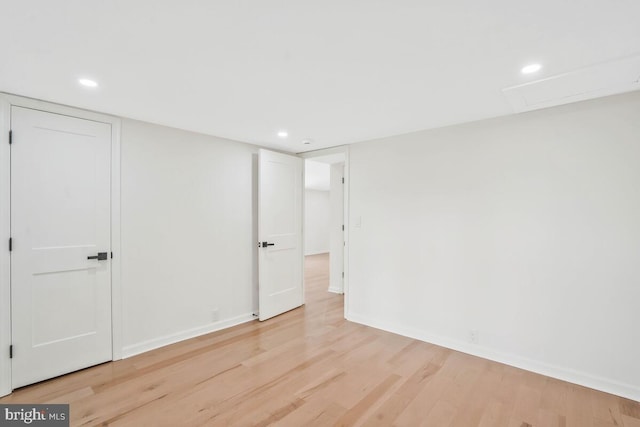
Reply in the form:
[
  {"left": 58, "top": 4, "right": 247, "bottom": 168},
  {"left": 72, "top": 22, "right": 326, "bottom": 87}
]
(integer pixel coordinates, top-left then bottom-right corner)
[
  {"left": 211, "top": 308, "right": 220, "bottom": 322},
  {"left": 469, "top": 329, "right": 479, "bottom": 344}
]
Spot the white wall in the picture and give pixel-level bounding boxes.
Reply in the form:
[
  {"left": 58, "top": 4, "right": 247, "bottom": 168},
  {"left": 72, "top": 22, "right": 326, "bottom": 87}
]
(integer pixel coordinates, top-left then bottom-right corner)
[
  {"left": 120, "top": 120, "right": 258, "bottom": 356},
  {"left": 305, "top": 160, "right": 331, "bottom": 191},
  {"left": 304, "top": 189, "right": 330, "bottom": 255},
  {"left": 347, "top": 91, "right": 640, "bottom": 401}
]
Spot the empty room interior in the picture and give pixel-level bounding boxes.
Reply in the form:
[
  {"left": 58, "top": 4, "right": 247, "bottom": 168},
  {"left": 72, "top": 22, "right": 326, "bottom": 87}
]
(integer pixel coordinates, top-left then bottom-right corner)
[{"left": 1, "top": 1, "right": 640, "bottom": 426}]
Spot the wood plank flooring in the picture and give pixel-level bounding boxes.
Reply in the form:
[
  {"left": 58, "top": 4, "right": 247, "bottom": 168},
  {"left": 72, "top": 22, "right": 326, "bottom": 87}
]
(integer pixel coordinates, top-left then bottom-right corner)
[{"left": 2, "top": 253, "right": 639, "bottom": 426}]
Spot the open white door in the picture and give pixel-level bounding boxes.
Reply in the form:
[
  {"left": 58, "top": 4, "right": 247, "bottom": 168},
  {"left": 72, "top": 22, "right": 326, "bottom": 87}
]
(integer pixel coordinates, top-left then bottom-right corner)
[
  {"left": 258, "top": 149, "right": 303, "bottom": 321},
  {"left": 11, "top": 106, "right": 112, "bottom": 388}
]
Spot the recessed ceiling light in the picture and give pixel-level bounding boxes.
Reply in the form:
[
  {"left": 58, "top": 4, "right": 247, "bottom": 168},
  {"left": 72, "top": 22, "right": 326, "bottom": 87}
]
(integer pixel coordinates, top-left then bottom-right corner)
[
  {"left": 277, "top": 131, "right": 288, "bottom": 138},
  {"left": 521, "top": 63, "right": 542, "bottom": 74},
  {"left": 78, "top": 78, "right": 98, "bottom": 88}
]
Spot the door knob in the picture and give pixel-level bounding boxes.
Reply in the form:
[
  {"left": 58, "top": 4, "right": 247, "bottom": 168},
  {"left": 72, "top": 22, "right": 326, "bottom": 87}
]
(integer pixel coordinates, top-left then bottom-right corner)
[
  {"left": 87, "top": 252, "right": 108, "bottom": 260},
  {"left": 261, "top": 242, "right": 275, "bottom": 248}
]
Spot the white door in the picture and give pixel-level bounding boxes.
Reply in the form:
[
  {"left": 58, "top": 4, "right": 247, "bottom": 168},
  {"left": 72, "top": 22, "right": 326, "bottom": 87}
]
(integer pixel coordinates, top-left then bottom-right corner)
[
  {"left": 11, "top": 106, "right": 112, "bottom": 388},
  {"left": 258, "top": 149, "right": 303, "bottom": 321}
]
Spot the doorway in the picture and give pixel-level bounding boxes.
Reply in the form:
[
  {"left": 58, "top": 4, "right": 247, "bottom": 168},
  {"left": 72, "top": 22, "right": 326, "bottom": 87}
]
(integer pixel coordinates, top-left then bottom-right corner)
[{"left": 303, "top": 150, "right": 347, "bottom": 310}]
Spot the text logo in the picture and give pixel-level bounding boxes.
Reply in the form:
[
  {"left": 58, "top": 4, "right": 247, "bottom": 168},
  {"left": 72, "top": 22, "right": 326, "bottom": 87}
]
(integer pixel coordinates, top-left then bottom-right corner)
[{"left": 0, "top": 405, "right": 69, "bottom": 426}]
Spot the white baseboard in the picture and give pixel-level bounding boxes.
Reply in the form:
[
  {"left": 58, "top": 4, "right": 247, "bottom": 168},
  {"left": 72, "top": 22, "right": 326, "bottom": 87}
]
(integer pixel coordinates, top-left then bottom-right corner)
[
  {"left": 122, "top": 313, "right": 255, "bottom": 359},
  {"left": 305, "top": 251, "right": 329, "bottom": 256},
  {"left": 328, "top": 287, "right": 344, "bottom": 294},
  {"left": 346, "top": 312, "right": 640, "bottom": 402}
]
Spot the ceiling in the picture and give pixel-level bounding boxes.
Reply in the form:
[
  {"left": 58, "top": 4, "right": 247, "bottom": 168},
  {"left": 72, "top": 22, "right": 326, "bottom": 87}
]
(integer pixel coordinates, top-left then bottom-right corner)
[{"left": 1, "top": 1, "right": 639, "bottom": 153}]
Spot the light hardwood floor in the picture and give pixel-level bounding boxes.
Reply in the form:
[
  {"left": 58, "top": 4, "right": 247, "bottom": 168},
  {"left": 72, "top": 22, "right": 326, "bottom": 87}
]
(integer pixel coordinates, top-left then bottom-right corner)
[{"left": 2, "top": 253, "right": 639, "bottom": 426}]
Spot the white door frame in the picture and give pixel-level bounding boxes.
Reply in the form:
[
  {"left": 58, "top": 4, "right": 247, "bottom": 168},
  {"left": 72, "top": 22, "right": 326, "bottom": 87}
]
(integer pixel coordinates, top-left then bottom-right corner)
[
  {"left": 0, "top": 93, "right": 122, "bottom": 396},
  {"left": 299, "top": 146, "right": 350, "bottom": 319}
]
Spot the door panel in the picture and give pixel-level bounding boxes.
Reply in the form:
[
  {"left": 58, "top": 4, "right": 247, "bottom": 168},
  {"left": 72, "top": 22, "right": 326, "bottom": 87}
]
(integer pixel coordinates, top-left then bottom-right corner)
[
  {"left": 11, "top": 106, "right": 112, "bottom": 388},
  {"left": 258, "top": 149, "right": 303, "bottom": 321},
  {"left": 31, "top": 269, "right": 98, "bottom": 346}
]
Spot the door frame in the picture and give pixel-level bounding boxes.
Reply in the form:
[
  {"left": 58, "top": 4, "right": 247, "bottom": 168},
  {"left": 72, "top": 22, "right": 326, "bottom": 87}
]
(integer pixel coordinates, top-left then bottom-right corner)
[
  {"left": 299, "top": 146, "right": 350, "bottom": 319},
  {"left": 0, "top": 93, "right": 122, "bottom": 396}
]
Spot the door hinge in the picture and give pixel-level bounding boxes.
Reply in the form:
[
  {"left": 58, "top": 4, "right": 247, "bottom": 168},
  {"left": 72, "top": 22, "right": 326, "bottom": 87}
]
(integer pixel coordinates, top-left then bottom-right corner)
[
  {"left": 8, "top": 237, "right": 12, "bottom": 252},
  {"left": 8, "top": 130, "right": 12, "bottom": 145},
  {"left": 111, "top": 252, "right": 113, "bottom": 259},
  {"left": 342, "top": 177, "right": 344, "bottom": 184},
  {"left": 342, "top": 272, "right": 344, "bottom": 278},
  {"left": 342, "top": 224, "right": 344, "bottom": 231},
  {"left": 9, "top": 345, "right": 13, "bottom": 359}
]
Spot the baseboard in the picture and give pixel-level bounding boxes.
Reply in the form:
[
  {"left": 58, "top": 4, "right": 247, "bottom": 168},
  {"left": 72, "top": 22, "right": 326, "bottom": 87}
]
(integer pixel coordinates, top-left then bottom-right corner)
[
  {"left": 328, "top": 287, "right": 343, "bottom": 294},
  {"left": 346, "top": 312, "right": 640, "bottom": 402},
  {"left": 122, "top": 313, "right": 255, "bottom": 359},
  {"left": 305, "top": 251, "right": 329, "bottom": 256}
]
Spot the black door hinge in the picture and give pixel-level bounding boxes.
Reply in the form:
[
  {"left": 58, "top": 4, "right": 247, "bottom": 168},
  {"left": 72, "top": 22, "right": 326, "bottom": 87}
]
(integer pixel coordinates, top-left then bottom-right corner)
[
  {"left": 9, "top": 345, "right": 13, "bottom": 358},
  {"left": 342, "top": 224, "right": 344, "bottom": 231},
  {"left": 8, "top": 130, "right": 12, "bottom": 145},
  {"left": 111, "top": 252, "right": 113, "bottom": 259},
  {"left": 8, "top": 237, "right": 12, "bottom": 252},
  {"left": 342, "top": 177, "right": 344, "bottom": 184}
]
